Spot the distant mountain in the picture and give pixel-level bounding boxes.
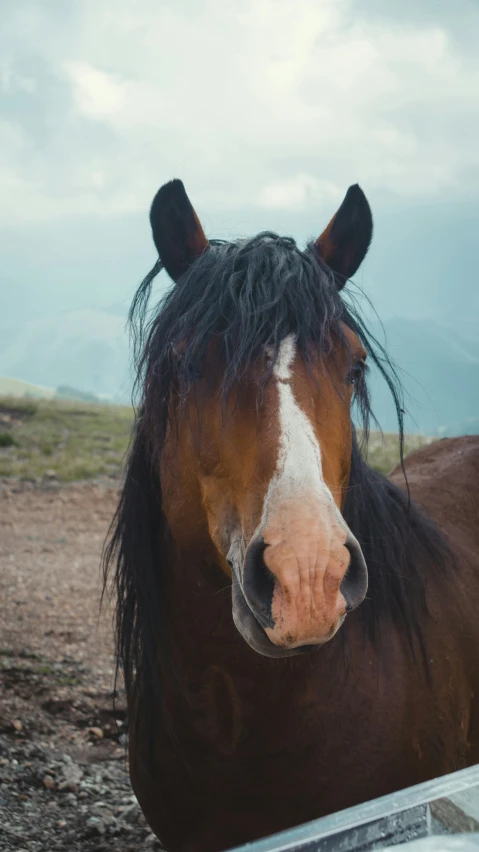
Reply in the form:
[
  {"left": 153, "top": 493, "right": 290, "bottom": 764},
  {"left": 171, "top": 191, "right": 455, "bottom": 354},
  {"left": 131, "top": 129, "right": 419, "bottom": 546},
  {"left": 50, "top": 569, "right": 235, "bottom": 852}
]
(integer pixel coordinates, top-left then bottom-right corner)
[
  {"left": 366, "top": 317, "right": 479, "bottom": 435},
  {"left": 0, "top": 309, "right": 132, "bottom": 403},
  {"left": 438, "top": 417, "right": 479, "bottom": 437},
  {"left": 0, "top": 311, "right": 477, "bottom": 437}
]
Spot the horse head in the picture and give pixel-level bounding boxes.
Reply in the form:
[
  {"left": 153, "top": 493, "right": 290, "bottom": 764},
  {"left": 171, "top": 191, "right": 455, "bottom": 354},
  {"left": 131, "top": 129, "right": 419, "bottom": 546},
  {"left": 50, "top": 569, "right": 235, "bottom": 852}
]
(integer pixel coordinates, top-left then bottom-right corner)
[{"left": 145, "top": 179, "right": 373, "bottom": 657}]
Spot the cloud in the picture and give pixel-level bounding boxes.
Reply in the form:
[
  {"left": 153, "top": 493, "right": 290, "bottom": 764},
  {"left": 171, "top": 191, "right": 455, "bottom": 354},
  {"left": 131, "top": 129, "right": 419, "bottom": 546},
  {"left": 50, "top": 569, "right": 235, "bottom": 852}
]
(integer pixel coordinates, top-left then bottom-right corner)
[
  {"left": 0, "top": 0, "right": 478, "bottom": 226},
  {"left": 0, "top": 60, "right": 36, "bottom": 94},
  {"left": 257, "top": 173, "right": 342, "bottom": 210},
  {"left": 65, "top": 63, "right": 127, "bottom": 119}
]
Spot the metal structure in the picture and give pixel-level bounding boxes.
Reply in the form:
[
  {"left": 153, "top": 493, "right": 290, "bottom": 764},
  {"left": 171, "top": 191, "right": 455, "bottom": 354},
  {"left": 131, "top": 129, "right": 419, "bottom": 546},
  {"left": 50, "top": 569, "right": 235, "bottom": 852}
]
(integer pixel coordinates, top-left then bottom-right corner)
[{"left": 229, "top": 765, "right": 479, "bottom": 852}]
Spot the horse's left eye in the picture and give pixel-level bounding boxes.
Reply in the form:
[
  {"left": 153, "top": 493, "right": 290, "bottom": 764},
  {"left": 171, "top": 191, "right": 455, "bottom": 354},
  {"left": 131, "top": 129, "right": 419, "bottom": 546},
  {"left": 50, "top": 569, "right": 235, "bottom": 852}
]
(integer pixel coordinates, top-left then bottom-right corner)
[{"left": 347, "top": 359, "right": 366, "bottom": 387}]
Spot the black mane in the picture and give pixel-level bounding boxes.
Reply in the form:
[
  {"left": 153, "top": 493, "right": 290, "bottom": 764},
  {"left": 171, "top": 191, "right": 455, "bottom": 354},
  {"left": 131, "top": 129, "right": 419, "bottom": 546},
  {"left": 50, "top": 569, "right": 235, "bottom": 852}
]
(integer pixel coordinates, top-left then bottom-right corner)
[
  {"left": 104, "top": 232, "right": 454, "bottom": 735},
  {"left": 129, "top": 233, "right": 401, "bottom": 441}
]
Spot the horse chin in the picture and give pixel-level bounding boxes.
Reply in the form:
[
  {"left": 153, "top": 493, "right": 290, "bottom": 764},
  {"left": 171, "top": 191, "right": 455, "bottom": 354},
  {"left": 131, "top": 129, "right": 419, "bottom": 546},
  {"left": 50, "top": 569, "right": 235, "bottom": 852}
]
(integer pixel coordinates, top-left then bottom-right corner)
[{"left": 231, "top": 571, "right": 321, "bottom": 659}]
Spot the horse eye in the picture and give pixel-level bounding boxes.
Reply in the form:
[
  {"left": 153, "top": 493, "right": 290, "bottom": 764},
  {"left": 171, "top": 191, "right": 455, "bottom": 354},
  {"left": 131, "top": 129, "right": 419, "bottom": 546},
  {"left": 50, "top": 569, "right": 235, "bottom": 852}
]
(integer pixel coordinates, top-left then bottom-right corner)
[{"left": 347, "top": 359, "right": 366, "bottom": 387}]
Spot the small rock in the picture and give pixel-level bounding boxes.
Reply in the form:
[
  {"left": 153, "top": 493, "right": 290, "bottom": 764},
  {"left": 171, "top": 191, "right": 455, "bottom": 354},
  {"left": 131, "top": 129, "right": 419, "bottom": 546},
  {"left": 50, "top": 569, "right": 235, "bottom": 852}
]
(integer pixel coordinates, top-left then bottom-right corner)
[
  {"left": 88, "top": 726, "right": 104, "bottom": 740},
  {"left": 43, "top": 775, "right": 55, "bottom": 790},
  {"left": 86, "top": 815, "right": 106, "bottom": 836},
  {"left": 12, "top": 719, "right": 22, "bottom": 732},
  {"left": 57, "top": 760, "right": 83, "bottom": 793},
  {"left": 57, "top": 820, "right": 67, "bottom": 829},
  {"left": 122, "top": 802, "right": 141, "bottom": 824},
  {"left": 63, "top": 792, "right": 78, "bottom": 805}
]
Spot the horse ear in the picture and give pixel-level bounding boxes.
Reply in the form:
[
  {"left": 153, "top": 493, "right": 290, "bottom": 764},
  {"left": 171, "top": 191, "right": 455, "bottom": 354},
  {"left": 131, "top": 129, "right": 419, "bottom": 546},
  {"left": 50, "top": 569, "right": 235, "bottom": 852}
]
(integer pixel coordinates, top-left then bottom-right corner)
[
  {"left": 150, "top": 179, "right": 209, "bottom": 282},
  {"left": 314, "top": 184, "right": 373, "bottom": 290}
]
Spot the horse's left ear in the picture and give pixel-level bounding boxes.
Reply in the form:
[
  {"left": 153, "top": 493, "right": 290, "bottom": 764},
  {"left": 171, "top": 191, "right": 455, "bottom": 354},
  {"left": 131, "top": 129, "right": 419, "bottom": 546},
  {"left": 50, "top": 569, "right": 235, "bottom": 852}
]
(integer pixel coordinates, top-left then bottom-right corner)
[
  {"left": 314, "top": 184, "right": 373, "bottom": 290},
  {"left": 150, "top": 179, "right": 209, "bottom": 282}
]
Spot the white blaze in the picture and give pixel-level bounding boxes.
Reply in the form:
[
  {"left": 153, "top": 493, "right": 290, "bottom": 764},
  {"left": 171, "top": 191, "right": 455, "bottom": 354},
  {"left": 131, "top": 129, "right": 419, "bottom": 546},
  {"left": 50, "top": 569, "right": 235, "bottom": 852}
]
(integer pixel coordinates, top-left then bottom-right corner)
[{"left": 261, "top": 334, "right": 345, "bottom": 525}]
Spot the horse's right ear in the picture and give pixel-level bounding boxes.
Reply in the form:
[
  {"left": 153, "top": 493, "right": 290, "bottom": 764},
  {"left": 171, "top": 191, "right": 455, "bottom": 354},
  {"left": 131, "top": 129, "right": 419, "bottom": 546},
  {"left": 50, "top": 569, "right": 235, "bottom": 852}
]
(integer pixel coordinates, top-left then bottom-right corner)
[{"left": 150, "top": 179, "right": 209, "bottom": 282}]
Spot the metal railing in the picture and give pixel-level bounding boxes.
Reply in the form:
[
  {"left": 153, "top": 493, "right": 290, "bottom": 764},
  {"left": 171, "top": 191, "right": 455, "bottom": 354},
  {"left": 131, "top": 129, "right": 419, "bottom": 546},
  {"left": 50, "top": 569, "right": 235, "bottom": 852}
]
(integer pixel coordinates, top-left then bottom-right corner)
[{"left": 228, "top": 765, "right": 479, "bottom": 852}]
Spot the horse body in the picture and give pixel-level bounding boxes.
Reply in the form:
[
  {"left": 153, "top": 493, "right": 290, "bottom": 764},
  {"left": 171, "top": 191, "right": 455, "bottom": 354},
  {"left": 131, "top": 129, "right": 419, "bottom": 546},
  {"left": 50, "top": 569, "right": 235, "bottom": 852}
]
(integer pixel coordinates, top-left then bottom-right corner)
[
  {"left": 105, "top": 179, "right": 479, "bottom": 852},
  {"left": 129, "top": 436, "right": 479, "bottom": 852}
]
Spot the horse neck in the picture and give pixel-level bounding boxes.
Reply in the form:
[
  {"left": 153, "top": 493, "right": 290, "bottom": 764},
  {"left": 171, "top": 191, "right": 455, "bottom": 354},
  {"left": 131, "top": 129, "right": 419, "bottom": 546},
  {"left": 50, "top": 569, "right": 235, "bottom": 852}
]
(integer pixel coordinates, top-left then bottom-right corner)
[
  {"left": 162, "top": 537, "right": 347, "bottom": 698},
  {"left": 165, "top": 540, "right": 246, "bottom": 665}
]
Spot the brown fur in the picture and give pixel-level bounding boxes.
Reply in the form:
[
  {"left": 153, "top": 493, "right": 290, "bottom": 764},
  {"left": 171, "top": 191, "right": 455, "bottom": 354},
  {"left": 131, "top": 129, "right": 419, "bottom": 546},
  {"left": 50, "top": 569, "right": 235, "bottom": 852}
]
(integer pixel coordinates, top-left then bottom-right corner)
[
  {"left": 130, "top": 414, "right": 479, "bottom": 851},
  {"left": 119, "top": 180, "right": 479, "bottom": 851}
]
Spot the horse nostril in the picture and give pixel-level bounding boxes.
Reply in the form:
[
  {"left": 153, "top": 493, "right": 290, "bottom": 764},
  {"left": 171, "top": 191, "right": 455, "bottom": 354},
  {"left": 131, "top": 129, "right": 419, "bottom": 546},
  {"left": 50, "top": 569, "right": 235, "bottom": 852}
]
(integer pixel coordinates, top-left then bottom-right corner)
[
  {"left": 243, "top": 536, "right": 276, "bottom": 630},
  {"left": 341, "top": 533, "right": 368, "bottom": 613}
]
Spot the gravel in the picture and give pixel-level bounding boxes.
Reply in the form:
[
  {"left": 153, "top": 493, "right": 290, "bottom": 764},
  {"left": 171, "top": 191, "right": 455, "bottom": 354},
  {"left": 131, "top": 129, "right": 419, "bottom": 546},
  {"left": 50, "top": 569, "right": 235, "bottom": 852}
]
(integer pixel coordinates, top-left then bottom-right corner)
[
  {"left": 0, "top": 478, "right": 165, "bottom": 851},
  {"left": 0, "top": 736, "right": 164, "bottom": 851}
]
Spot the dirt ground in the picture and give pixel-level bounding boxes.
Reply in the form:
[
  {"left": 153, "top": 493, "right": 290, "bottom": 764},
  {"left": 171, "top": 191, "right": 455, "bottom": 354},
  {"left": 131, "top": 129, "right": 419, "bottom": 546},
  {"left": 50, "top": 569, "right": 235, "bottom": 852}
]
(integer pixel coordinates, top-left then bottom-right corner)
[{"left": 0, "top": 477, "right": 164, "bottom": 851}]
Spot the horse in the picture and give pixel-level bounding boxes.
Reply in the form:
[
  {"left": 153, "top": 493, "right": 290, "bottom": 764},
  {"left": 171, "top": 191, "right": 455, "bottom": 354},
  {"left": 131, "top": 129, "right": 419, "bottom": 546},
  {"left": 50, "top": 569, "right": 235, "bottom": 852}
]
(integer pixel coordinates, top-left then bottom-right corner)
[{"left": 104, "top": 179, "right": 479, "bottom": 852}]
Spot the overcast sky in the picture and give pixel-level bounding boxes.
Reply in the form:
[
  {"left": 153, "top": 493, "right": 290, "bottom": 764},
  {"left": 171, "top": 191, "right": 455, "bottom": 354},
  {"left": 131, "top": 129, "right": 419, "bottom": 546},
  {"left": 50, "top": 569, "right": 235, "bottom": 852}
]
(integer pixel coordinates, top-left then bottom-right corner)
[{"left": 1, "top": 0, "right": 478, "bottom": 329}]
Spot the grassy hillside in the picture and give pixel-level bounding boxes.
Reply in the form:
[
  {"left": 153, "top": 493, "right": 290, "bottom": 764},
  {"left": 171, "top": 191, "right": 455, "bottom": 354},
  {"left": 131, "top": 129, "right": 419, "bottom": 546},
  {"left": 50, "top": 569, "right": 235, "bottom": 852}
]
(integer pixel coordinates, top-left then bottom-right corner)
[
  {"left": 0, "top": 396, "right": 432, "bottom": 483},
  {"left": 0, "top": 376, "right": 55, "bottom": 399},
  {"left": 0, "top": 397, "right": 132, "bottom": 482},
  {"left": 362, "top": 430, "right": 432, "bottom": 474}
]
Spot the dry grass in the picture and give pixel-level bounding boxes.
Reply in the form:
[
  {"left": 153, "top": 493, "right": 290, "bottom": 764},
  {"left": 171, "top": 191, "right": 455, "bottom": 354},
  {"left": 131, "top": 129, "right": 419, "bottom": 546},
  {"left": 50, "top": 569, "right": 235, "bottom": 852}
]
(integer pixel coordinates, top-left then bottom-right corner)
[
  {"left": 0, "top": 395, "right": 432, "bottom": 482},
  {"left": 0, "top": 396, "right": 133, "bottom": 482},
  {"left": 360, "top": 430, "right": 434, "bottom": 474}
]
